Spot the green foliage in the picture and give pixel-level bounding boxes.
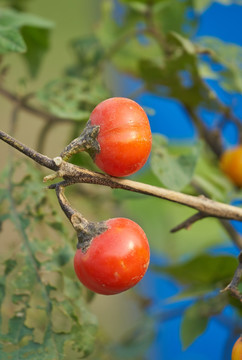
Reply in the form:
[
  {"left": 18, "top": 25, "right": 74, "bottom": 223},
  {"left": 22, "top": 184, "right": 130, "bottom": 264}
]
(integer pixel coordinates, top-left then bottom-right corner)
[
  {"left": 198, "top": 36, "right": 242, "bottom": 93},
  {"left": 153, "top": 253, "right": 237, "bottom": 290},
  {"left": 0, "top": 25, "right": 26, "bottom": 53},
  {"left": 65, "top": 35, "right": 105, "bottom": 80},
  {"left": 36, "top": 77, "right": 101, "bottom": 120},
  {"left": 0, "top": 161, "right": 97, "bottom": 359},
  {"left": 151, "top": 134, "right": 200, "bottom": 191},
  {"left": 180, "top": 294, "right": 227, "bottom": 348},
  {"left": 0, "top": 8, "right": 53, "bottom": 75},
  {"left": 193, "top": 0, "right": 242, "bottom": 13},
  {"left": 0, "top": 0, "right": 242, "bottom": 356},
  {"left": 120, "top": 171, "right": 226, "bottom": 261},
  {"left": 153, "top": 253, "right": 238, "bottom": 348}
]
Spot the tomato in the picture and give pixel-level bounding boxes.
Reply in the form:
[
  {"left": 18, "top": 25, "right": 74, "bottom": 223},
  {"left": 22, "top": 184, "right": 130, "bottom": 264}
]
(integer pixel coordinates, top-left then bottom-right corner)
[
  {"left": 232, "top": 336, "right": 242, "bottom": 360},
  {"left": 220, "top": 145, "right": 242, "bottom": 187},
  {"left": 89, "top": 97, "right": 152, "bottom": 177},
  {"left": 74, "top": 217, "right": 150, "bottom": 295}
]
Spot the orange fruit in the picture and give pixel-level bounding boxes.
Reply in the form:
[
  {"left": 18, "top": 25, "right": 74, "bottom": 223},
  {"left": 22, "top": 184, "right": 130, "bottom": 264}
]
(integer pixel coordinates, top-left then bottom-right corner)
[
  {"left": 220, "top": 145, "right": 242, "bottom": 187},
  {"left": 232, "top": 336, "right": 242, "bottom": 360}
]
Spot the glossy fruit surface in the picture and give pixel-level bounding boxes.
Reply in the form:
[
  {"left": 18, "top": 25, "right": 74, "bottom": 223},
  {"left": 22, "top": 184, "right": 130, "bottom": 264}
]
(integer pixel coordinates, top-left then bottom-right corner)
[
  {"left": 232, "top": 336, "right": 242, "bottom": 360},
  {"left": 74, "top": 217, "right": 150, "bottom": 295},
  {"left": 220, "top": 145, "right": 242, "bottom": 187},
  {"left": 90, "top": 97, "right": 152, "bottom": 177}
]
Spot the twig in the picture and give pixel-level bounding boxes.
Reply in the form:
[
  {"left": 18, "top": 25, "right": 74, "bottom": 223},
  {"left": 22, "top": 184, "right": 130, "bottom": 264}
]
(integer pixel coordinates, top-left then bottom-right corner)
[
  {"left": 185, "top": 105, "right": 223, "bottom": 158},
  {"left": 170, "top": 211, "right": 207, "bottom": 233},
  {"left": 187, "top": 180, "right": 242, "bottom": 248},
  {"left": 0, "top": 86, "right": 74, "bottom": 124},
  {"left": 0, "top": 130, "right": 58, "bottom": 171},
  {"left": 221, "top": 252, "right": 242, "bottom": 302},
  {"left": 219, "top": 219, "right": 242, "bottom": 250},
  {"left": 1, "top": 129, "right": 242, "bottom": 233}
]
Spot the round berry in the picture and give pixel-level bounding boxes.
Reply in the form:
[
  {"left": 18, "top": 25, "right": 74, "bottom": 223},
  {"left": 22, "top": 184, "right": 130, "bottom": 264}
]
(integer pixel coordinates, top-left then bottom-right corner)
[
  {"left": 90, "top": 97, "right": 152, "bottom": 177},
  {"left": 74, "top": 217, "right": 150, "bottom": 295},
  {"left": 220, "top": 145, "right": 242, "bottom": 187}
]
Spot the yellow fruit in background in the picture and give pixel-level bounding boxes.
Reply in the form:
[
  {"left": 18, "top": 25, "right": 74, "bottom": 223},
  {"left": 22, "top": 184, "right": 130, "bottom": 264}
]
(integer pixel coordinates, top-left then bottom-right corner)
[
  {"left": 232, "top": 336, "right": 242, "bottom": 360},
  {"left": 220, "top": 145, "right": 242, "bottom": 187}
]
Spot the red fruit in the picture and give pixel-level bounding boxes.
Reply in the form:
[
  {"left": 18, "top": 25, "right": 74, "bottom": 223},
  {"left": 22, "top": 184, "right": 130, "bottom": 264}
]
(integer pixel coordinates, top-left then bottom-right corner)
[
  {"left": 232, "top": 336, "right": 242, "bottom": 360},
  {"left": 220, "top": 145, "right": 242, "bottom": 187},
  {"left": 74, "top": 217, "right": 150, "bottom": 295},
  {"left": 90, "top": 97, "right": 152, "bottom": 177}
]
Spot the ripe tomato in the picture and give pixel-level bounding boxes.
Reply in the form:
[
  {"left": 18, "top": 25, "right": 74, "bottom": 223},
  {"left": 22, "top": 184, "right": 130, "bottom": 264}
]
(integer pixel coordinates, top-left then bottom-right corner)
[
  {"left": 220, "top": 145, "right": 242, "bottom": 187},
  {"left": 232, "top": 336, "right": 242, "bottom": 360},
  {"left": 74, "top": 217, "right": 150, "bottom": 295},
  {"left": 90, "top": 97, "right": 152, "bottom": 177}
]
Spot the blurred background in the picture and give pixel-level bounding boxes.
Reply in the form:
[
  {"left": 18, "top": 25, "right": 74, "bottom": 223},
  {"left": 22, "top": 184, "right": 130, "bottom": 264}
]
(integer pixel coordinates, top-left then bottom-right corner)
[{"left": 0, "top": 1, "right": 242, "bottom": 359}]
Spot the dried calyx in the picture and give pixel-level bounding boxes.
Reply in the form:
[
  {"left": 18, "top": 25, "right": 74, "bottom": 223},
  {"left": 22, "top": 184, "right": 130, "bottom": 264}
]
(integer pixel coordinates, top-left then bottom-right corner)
[
  {"left": 60, "top": 119, "right": 100, "bottom": 161},
  {"left": 55, "top": 184, "right": 107, "bottom": 252}
]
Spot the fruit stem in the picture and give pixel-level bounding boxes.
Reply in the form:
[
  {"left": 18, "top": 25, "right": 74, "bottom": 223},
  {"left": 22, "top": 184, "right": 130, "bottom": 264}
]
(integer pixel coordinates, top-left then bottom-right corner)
[
  {"left": 60, "top": 119, "right": 100, "bottom": 161},
  {"left": 55, "top": 183, "right": 107, "bottom": 252}
]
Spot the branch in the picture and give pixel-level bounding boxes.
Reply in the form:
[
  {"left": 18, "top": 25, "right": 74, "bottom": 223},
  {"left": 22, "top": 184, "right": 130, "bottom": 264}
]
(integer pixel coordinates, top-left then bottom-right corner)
[
  {"left": 0, "top": 86, "right": 75, "bottom": 124},
  {"left": 175, "top": 180, "right": 242, "bottom": 249},
  {"left": 219, "top": 219, "right": 242, "bottom": 250},
  {"left": 185, "top": 105, "right": 223, "bottom": 158},
  {"left": 170, "top": 212, "right": 207, "bottom": 233},
  {"left": 1, "top": 129, "right": 242, "bottom": 237},
  {"left": 0, "top": 130, "right": 58, "bottom": 171},
  {"left": 221, "top": 252, "right": 242, "bottom": 302}
]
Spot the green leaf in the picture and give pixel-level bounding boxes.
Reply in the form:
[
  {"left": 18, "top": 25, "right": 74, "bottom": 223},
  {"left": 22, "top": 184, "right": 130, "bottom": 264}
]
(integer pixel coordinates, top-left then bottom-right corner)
[
  {"left": 197, "top": 37, "right": 242, "bottom": 93},
  {"left": 65, "top": 35, "right": 105, "bottom": 80},
  {"left": 97, "top": 1, "right": 163, "bottom": 77},
  {"left": 51, "top": 304, "right": 73, "bottom": 334},
  {"left": 198, "top": 61, "right": 218, "bottom": 80},
  {"left": 181, "top": 301, "right": 209, "bottom": 348},
  {"left": 181, "top": 295, "right": 227, "bottom": 348},
  {"left": 151, "top": 134, "right": 200, "bottom": 191},
  {"left": 0, "top": 9, "right": 53, "bottom": 29},
  {"left": 139, "top": 56, "right": 219, "bottom": 111},
  {"left": 37, "top": 78, "right": 99, "bottom": 120},
  {"left": 192, "top": 0, "right": 213, "bottom": 13},
  {"left": 21, "top": 26, "right": 51, "bottom": 77},
  {"left": 0, "top": 160, "right": 97, "bottom": 358},
  {"left": 154, "top": 254, "right": 237, "bottom": 286},
  {"left": 125, "top": 2, "right": 149, "bottom": 14},
  {"left": 168, "top": 31, "right": 196, "bottom": 55},
  {"left": 0, "top": 9, "right": 53, "bottom": 74},
  {"left": 24, "top": 308, "right": 48, "bottom": 344},
  {"left": 193, "top": 151, "right": 234, "bottom": 201},
  {"left": 0, "top": 26, "right": 26, "bottom": 54}
]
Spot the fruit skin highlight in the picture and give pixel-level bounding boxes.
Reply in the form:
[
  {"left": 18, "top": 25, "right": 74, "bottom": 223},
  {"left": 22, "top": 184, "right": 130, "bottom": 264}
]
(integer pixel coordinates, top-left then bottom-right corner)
[
  {"left": 231, "top": 336, "right": 242, "bottom": 360},
  {"left": 89, "top": 97, "right": 152, "bottom": 177},
  {"left": 74, "top": 217, "right": 150, "bottom": 295},
  {"left": 220, "top": 145, "right": 242, "bottom": 187}
]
